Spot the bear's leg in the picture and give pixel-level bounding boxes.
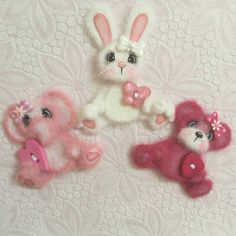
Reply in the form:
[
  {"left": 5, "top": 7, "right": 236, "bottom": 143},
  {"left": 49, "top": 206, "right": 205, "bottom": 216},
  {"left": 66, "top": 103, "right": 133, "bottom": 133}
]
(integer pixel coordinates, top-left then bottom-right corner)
[
  {"left": 183, "top": 179, "right": 213, "bottom": 198},
  {"left": 16, "top": 161, "right": 54, "bottom": 188},
  {"left": 76, "top": 143, "right": 102, "bottom": 169},
  {"left": 132, "top": 144, "right": 159, "bottom": 169}
]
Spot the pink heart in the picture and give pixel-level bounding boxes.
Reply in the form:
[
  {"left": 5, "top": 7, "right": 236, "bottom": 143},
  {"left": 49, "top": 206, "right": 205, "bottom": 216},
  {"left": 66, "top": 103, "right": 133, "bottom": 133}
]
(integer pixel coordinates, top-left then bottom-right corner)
[
  {"left": 181, "top": 153, "right": 204, "bottom": 178},
  {"left": 123, "top": 82, "right": 151, "bottom": 108},
  {"left": 16, "top": 139, "right": 49, "bottom": 172}
]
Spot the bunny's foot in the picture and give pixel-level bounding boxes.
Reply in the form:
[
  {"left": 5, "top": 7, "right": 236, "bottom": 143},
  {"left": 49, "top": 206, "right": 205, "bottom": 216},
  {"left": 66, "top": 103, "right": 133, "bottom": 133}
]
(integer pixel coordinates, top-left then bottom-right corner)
[
  {"left": 82, "top": 119, "right": 97, "bottom": 129},
  {"left": 147, "top": 100, "right": 175, "bottom": 129},
  {"left": 79, "top": 116, "right": 109, "bottom": 134}
]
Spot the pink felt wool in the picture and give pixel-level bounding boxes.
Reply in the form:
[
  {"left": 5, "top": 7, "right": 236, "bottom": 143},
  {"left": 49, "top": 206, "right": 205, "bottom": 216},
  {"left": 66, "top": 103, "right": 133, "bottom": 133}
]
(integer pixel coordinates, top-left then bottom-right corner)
[
  {"left": 94, "top": 13, "right": 112, "bottom": 46},
  {"left": 122, "top": 81, "right": 151, "bottom": 108},
  {"left": 3, "top": 90, "right": 102, "bottom": 188},
  {"left": 132, "top": 100, "right": 231, "bottom": 198}
]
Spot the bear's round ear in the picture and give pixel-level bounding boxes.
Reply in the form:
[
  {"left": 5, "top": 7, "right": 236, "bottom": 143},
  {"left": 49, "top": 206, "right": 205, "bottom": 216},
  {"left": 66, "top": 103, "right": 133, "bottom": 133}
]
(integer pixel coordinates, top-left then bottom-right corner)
[
  {"left": 210, "top": 123, "right": 231, "bottom": 150},
  {"left": 175, "top": 100, "right": 205, "bottom": 131},
  {"left": 3, "top": 104, "right": 25, "bottom": 144},
  {"left": 40, "top": 90, "right": 77, "bottom": 127}
]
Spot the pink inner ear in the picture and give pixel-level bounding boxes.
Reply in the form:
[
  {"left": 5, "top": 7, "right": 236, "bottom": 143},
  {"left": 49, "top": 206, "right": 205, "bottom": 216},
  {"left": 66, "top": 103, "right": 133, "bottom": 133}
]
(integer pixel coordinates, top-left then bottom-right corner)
[
  {"left": 130, "top": 13, "right": 148, "bottom": 42},
  {"left": 94, "top": 13, "right": 112, "bottom": 46}
]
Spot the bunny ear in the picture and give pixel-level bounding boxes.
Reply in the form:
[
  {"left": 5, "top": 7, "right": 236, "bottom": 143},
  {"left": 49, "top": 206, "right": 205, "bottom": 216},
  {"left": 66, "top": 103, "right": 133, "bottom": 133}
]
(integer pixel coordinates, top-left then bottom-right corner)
[
  {"left": 3, "top": 104, "right": 25, "bottom": 144},
  {"left": 86, "top": 7, "right": 113, "bottom": 47},
  {"left": 94, "top": 13, "right": 112, "bottom": 46},
  {"left": 125, "top": 7, "right": 153, "bottom": 43},
  {"left": 130, "top": 13, "right": 148, "bottom": 42}
]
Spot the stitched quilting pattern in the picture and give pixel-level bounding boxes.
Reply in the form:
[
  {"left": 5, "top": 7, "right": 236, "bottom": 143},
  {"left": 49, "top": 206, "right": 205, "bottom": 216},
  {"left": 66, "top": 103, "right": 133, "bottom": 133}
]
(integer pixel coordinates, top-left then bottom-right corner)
[{"left": 0, "top": 0, "right": 236, "bottom": 235}]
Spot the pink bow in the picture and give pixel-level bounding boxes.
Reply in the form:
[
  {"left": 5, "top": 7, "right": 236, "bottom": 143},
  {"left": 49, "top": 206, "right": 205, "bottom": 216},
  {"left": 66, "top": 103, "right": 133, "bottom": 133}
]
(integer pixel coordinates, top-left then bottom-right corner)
[
  {"left": 10, "top": 100, "right": 33, "bottom": 125},
  {"left": 122, "top": 82, "right": 151, "bottom": 108},
  {"left": 207, "top": 112, "right": 226, "bottom": 137}
]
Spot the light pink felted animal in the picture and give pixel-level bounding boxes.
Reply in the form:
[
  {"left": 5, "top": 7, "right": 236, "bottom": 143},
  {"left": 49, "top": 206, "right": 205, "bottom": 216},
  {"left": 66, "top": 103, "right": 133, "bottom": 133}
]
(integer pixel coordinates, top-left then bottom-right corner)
[
  {"left": 78, "top": 6, "right": 174, "bottom": 133},
  {"left": 3, "top": 90, "right": 102, "bottom": 188},
  {"left": 132, "top": 101, "right": 231, "bottom": 198}
]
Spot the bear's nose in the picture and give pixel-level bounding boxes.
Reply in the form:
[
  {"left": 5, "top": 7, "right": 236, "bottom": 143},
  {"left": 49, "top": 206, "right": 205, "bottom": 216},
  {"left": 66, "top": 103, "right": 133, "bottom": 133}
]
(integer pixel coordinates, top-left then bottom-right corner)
[{"left": 195, "top": 131, "right": 203, "bottom": 139}]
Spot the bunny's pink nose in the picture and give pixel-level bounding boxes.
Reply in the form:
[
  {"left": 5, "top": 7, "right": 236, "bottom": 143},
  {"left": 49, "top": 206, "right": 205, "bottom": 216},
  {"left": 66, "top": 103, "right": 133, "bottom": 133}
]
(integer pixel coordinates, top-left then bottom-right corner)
[{"left": 118, "top": 62, "right": 126, "bottom": 68}]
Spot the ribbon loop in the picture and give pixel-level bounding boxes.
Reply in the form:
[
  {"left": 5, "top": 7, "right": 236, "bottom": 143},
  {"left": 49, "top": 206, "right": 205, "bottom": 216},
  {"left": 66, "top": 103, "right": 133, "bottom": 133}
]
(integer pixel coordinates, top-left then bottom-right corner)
[
  {"left": 116, "top": 35, "right": 145, "bottom": 56},
  {"left": 207, "top": 112, "right": 226, "bottom": 137},
  {"left": 10, "top": 100, "right": 33, "bottom": 125}
]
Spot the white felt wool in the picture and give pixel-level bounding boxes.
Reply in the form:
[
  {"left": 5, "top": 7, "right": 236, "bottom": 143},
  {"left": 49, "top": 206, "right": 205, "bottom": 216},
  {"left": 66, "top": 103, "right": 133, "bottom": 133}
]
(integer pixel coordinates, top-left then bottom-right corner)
[
  {"left": 45, "top": 141, "right": 69, "bottom": 170},
  {"left": 78, "top": 6, "right": 174, "bottom": 133},
  {"left": 104, "top": 85, "right": 140, "bottom": 122},
  {"left": 178, "top": 127, "right": 210, "bottom": 154}
]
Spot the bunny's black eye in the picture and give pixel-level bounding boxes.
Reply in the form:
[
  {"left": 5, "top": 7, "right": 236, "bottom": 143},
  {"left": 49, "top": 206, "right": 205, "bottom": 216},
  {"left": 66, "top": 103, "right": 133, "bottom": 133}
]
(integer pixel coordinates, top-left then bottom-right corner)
[
  {"left": 128, "top": 53, "right": 137, "bottom": 64},
  {"left": 188, "top": 121, "right": 197, "bottom": 128},
  {"left": 23, "top": 114, "right": 31, "bottom": 127},
  {"left": 106, "top": 52, "right": 115, "bottom": 62},
  {"left": 42, "top": 108, "right": 52, "bottom": 118},
  {"left": 206, "top": 131, "right": 214, "bottom": 141}
]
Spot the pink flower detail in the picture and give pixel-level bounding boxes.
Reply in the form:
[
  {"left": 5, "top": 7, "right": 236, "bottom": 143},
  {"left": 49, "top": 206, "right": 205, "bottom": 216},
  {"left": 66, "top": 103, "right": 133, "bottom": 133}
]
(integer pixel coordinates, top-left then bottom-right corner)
[
  {"left": 207, "top": 112, "right": 227, "bottom": 137},
  {"left": 122, "top": 82, "right": 151, "bottom": 108},
  {"left": 10, "top": 100, "right": 33, "bottom": 125}
]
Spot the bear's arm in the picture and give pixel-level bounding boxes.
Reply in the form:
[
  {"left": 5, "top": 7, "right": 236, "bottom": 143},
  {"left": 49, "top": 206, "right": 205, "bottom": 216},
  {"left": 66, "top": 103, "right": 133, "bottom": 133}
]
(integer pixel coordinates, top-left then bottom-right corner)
[{"left": 181, "top": 153, "right": 205, "bottom": 181}]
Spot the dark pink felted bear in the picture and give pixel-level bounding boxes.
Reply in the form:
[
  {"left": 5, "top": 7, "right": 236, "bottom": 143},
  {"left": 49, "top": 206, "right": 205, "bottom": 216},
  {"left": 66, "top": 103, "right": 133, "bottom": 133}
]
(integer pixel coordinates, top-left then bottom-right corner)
[{"left": 132, "top": 100, "right": 231, "bottom": 198}]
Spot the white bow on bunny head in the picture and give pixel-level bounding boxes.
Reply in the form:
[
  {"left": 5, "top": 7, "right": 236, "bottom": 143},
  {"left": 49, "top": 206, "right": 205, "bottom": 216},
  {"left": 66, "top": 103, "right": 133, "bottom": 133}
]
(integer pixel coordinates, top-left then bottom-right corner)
[
  {"left": 86, "top": 6, "right": 153, "bottom": 83},
  {"left": 116, "top": 35, "right": 145, "bottom": 56}
]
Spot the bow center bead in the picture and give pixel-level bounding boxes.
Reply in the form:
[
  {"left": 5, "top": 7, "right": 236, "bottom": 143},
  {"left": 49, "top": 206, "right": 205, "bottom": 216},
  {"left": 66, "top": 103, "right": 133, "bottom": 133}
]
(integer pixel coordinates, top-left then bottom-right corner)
[{"left": 133, "top": 91, "right": 140, "bottom": 100}]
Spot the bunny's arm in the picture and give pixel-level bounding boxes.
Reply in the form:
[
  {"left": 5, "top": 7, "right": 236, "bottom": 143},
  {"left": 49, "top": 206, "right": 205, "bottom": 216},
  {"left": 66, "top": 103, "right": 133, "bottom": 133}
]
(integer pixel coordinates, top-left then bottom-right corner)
[
  {"left": 141, "top": 96, "right": 175, "bottom": 127},
  {"left": 79, "top": 88, "right": 108, "bottom": 121},
  {"left": 149, "top": 99, "right": 175, "bottom": 122}
]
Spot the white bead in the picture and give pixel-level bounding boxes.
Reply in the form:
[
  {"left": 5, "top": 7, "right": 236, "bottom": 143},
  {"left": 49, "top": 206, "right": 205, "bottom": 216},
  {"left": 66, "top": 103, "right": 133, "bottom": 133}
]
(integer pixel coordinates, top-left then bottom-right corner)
[{"left": 190, "top": 163, "right": 196, "bottom": 170}]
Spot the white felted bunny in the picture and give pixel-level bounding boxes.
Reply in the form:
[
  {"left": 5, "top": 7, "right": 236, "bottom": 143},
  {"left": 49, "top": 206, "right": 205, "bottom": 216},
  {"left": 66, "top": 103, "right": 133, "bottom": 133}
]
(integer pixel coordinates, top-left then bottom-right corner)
[{"left": 78, "top": 6, "right": 174, "bottom": 133}]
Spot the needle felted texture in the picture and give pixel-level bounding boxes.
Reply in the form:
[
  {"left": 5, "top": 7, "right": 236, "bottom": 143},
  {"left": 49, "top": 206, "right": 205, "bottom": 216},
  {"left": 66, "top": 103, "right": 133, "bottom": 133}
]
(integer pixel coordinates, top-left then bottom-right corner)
[
  {"left": 132, "top": 100, "right": 231, "bottom": 198},
  {"left": 3, "top": 90, "right": 102, "bottom": 188},
  {"left": 78, "top": 6, "right": 174, "bottom": 133}
]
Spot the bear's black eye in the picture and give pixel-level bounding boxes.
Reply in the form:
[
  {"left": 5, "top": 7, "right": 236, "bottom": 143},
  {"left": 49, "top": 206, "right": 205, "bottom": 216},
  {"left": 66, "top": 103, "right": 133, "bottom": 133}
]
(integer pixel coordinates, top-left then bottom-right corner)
[
  {"left": 206, "top": 131, "right": 214, "bottom": 141},
  {"left": 188, "top": 121, "right": 197, "bottom": 128},
  {"left": 128, "top": 53, "right": 137, "bottom": 64},
  {"left": 22, "top": 114, "right": 31, "bottom": 127},
  {"left": 106, "top": 52, "right": 115, "bottom": 62},
  {"left": 42, "top": 108, "right": 52, "bottom": 118}
]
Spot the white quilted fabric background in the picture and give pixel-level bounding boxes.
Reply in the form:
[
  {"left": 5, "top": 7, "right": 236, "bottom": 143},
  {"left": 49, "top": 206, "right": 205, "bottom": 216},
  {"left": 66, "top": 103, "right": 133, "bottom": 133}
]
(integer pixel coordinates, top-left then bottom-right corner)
[{"left": 0, "top": 0, "right": 236, "bottom": 235}]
